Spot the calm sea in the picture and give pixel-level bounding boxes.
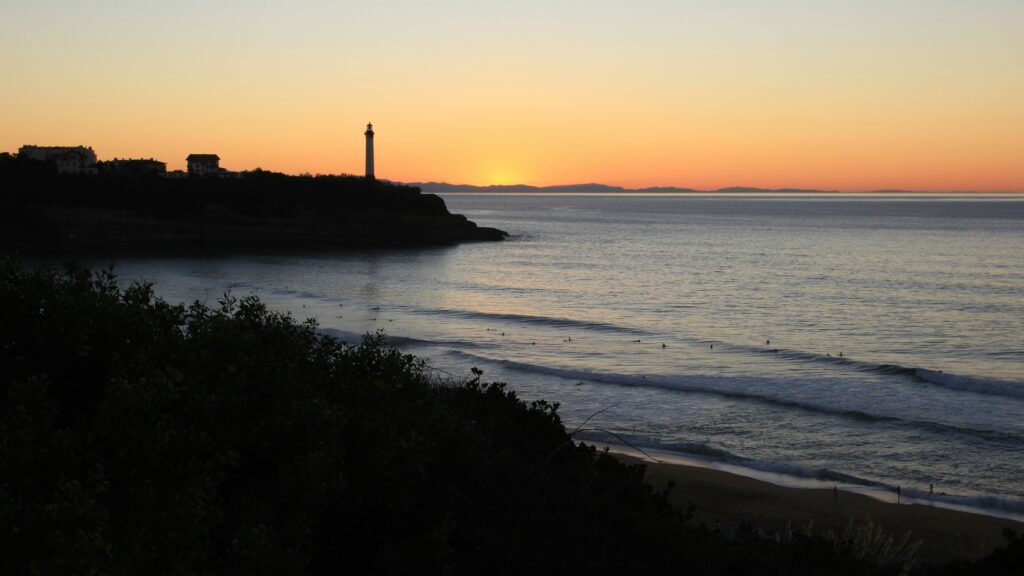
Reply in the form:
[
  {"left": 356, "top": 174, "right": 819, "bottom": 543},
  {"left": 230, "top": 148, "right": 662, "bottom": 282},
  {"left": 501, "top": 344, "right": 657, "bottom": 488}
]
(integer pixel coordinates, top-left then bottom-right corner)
[{"left": 102, "top": 193, "right": 1024, "bottom": 519}]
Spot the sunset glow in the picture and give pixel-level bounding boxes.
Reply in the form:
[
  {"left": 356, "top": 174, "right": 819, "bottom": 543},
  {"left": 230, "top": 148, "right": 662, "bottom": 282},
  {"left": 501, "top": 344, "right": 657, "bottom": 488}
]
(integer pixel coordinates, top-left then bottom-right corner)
[{"left": 2, "top": 1, "right": 1022, "bottom": 191}]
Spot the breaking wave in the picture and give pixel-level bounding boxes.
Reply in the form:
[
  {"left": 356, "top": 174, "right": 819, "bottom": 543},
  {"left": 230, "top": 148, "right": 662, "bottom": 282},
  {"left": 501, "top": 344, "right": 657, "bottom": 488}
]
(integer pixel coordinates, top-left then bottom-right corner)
[{"left": 441, "top": 349, "right": 1022, "bottom": 443}]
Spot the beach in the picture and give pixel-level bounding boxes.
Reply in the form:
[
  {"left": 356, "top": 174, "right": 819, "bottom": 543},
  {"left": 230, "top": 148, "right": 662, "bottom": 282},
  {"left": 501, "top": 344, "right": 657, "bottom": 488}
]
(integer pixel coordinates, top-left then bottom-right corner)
[{"left": 610, "top": 451, "right": 1024, "bottom": 565}]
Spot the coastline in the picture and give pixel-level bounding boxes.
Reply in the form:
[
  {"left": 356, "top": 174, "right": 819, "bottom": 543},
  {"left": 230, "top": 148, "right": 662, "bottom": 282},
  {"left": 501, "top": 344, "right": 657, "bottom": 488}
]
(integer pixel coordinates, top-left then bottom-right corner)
[{"left": 604, "top": 446, "right": 1024, "bottom": 565}]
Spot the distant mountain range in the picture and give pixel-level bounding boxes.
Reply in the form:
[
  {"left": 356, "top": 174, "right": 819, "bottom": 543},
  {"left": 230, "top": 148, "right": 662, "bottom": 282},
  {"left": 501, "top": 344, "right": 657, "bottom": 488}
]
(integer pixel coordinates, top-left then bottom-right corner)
[
  {"left": 401, "top": 182, "right": 838, "bottom": 194},
  {"left": 396, "top": 182, "right": 1019, "bottom": 195}
]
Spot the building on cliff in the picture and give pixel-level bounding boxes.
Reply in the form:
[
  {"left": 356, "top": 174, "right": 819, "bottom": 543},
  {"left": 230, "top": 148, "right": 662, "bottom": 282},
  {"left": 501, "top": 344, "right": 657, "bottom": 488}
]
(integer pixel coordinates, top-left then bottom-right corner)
[
  {"left": 186, "top": 154, "right": 220, "bottom": 176},
  {"left": 100, "top": 158, "right": 167, "bottom": 175},
  {"left": 18, "top": 145, "right": 98, "bottom": 174}
]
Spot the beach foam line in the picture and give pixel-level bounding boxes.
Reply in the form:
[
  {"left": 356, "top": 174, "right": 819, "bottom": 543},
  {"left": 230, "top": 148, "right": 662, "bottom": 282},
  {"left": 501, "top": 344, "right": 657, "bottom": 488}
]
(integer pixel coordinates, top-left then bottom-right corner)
[
  {"left": 442, "top": 349, "right": 1022, "bottom": 443},
  {"left": 576, "top": 432, "right": 874, "bottom": 487},
  {"left": 592, "top": 440, "right": 1024, "bottom": 524}
]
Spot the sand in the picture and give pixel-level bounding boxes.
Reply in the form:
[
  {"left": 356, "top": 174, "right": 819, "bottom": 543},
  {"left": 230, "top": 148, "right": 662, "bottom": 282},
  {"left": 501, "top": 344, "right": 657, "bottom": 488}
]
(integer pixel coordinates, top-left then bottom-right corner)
[{"left": 609, "top": 451, "right": 1024, "bottom": 565}]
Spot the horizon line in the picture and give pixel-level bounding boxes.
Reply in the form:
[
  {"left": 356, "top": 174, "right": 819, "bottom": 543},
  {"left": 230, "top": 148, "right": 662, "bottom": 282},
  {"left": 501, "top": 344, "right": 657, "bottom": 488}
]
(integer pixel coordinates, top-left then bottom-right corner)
[{"left": 397, "top": 180, "right": 1024, "bottom": 195}]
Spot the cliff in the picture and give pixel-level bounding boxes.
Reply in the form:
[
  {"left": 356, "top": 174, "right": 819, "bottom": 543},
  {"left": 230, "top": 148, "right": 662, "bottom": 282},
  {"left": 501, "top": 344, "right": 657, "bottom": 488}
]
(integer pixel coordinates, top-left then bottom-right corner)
[{"left": 0, "top": 162, "right": 507, "bottom": 255}]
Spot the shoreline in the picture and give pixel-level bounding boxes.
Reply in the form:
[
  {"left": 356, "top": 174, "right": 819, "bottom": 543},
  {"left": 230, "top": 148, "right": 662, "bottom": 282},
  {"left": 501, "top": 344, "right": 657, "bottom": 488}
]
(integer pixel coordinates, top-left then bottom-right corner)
[
  {"left": 596, "top": 443, "right": 1024, "bottom": 524},
  {"left": 602, "top": 445, "right": 1024, "bottom": 565}
]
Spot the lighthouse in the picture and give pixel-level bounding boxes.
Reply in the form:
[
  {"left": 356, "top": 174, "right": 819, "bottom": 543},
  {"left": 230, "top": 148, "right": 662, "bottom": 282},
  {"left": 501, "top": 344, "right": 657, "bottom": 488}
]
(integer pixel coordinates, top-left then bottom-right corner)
[{"left": 364, "top": 122, "right": 375, "bottom": 180}]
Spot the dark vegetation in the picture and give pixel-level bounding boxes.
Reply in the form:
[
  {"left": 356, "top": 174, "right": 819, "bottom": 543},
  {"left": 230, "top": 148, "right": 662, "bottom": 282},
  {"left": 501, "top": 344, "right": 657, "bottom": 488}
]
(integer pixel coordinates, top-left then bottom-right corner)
[
  {"left": 1, "top": 260, "right": 1022, "bottom": 575},
  {"left": 0, "top": 155, "right": 506, "bottom": 255}
]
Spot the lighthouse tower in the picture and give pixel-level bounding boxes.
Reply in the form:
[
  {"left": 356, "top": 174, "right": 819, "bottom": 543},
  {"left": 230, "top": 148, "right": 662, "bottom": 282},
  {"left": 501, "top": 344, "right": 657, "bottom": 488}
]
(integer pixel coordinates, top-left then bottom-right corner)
[{"left": 364, "top": 122, "right": 375, "bottom": 180}]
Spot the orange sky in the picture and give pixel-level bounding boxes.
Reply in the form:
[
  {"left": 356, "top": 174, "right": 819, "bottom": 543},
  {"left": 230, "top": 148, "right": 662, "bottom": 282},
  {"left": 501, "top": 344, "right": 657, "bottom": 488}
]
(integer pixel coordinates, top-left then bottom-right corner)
[{"left": 2, "top": 1, "right": 1022, "bottom": 191}]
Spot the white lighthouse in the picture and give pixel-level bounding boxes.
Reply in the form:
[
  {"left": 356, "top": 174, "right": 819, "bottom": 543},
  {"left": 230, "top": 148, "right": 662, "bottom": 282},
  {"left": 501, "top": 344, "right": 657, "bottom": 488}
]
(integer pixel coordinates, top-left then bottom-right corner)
[{"left": 364, "top": 122, "right": 375, "bottom": 180}]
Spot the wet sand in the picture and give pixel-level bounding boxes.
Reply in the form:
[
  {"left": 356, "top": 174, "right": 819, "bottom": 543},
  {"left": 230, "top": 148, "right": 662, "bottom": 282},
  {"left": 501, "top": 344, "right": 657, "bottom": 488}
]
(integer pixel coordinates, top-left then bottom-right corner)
[{"left": 611, "top": 452, "right": 1024, "bottom": 565}]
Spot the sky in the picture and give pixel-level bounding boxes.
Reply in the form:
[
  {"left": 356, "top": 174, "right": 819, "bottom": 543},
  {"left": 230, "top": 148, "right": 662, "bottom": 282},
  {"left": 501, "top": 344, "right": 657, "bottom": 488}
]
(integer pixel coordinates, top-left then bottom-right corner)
[{"left": 1, "top": 0, "right": 1022, "bottom": 191}]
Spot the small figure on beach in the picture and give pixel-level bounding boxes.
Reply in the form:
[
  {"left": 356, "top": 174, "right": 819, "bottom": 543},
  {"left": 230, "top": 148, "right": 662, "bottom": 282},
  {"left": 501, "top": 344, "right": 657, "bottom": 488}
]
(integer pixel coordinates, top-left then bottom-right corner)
[
  {"left": 766, "top": 339, "right": 770, "bottom": 345},
  {"left": 838, "top": 352, "right": 843, "bottom": 357},
  {"left": 930, "top": 483, "right": 934, "bottom": 495},
  {"left": 897, "top": 484, "right": 901, "bottom": 504},
  {"left": 661, "top": 343, "right": 666, "bottom": 349},
  {"left": 710, "top": 343, "right": 713, "bottom": 349}
]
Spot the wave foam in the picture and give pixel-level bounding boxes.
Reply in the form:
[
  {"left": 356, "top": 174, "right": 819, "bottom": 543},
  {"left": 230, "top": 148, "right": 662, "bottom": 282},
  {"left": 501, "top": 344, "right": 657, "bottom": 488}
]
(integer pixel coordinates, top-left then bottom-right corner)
[
  {"left": 400, "top": 306, "right": 650, "bottom": 336},
  {"left": 242, "top": 284, "right": 1024, "bottom": 402},
  {"left": 913, "top": 368, "right": 1024, "bottom": 400},
  {"left": 756, "top": 346, "right": 1024, "bottom": 401},
  {"left": 443, "top": 349, "right": 1020, "bottom": 443}
]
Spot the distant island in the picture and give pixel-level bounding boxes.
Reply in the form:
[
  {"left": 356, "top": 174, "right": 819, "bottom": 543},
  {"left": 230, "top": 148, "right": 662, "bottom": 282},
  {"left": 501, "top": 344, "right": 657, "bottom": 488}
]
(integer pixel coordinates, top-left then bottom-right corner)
[
  {"left": 0, "top": 156, "right": 507, "bottom": 256},
  {"left": 402, "top": 182, "right": 1016, "bottom": 195}
]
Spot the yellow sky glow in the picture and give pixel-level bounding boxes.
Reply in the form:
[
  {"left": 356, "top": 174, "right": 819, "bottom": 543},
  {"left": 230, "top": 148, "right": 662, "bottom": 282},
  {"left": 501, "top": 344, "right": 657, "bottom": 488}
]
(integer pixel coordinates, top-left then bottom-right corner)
[{"left": 1, "top": 1, "right": 1022, "bottom": 191}]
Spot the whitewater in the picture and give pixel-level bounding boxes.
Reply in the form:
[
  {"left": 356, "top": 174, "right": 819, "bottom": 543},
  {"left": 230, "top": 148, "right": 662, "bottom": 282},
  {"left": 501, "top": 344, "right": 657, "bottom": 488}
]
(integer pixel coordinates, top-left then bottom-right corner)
[{"left": 99, "top": 193, "right": 1024, "bottom": 520}]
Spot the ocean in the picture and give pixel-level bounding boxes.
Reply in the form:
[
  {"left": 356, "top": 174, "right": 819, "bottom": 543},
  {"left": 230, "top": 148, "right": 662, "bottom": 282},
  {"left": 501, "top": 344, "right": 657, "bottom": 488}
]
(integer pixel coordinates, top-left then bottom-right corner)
[{"left": 98, "top": 193, "right": 1024, "bottom": 520}]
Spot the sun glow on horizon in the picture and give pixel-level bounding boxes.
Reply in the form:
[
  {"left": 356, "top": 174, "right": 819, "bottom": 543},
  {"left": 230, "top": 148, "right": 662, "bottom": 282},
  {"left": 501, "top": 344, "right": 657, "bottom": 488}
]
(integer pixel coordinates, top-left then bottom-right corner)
[{"left": 480, "top": 161, "right": 529, "bottom": 186}]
